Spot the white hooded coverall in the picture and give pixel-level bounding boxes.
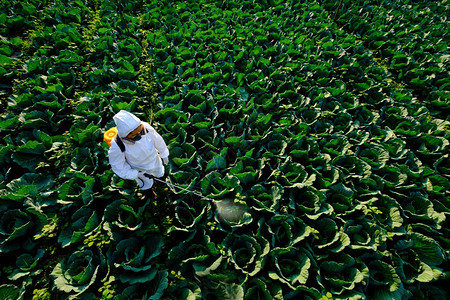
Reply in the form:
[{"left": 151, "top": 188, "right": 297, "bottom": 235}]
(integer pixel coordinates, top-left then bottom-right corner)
[{"left": 108, "top": 110, "right": 169, "bottom": 190}]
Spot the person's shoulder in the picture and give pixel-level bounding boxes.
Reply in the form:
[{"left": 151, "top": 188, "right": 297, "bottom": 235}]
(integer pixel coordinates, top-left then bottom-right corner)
[
  {"left": 143, "top": 122, "right": 156, "bottom": 132},
  {"left": 108, "top": 138, "right": 122, "bottom": 153}
]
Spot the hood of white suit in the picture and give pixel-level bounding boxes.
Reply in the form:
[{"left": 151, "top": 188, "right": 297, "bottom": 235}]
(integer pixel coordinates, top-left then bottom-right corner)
[{"left": 113, "top": 110, "right": 142, "bottom": 138}]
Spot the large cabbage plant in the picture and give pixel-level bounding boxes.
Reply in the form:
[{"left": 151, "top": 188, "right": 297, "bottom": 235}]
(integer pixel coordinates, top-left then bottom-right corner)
[{"left": 51, "top": 249, "right": 107, "bottom": 299}]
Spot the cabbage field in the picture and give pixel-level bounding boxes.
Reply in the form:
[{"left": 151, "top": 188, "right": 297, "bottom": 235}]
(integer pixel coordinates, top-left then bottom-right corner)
[{"left": 0, "top": 0, "right": 449, "bottom": 299}]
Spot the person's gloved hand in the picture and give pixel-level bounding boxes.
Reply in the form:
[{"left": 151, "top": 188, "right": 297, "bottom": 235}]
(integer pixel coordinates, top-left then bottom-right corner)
[
  {"left": 143, "top": 173, "right": 154, "bottom": 180},
  {"left": 162, "top": 157, "right": 169, "bottom": 165}
]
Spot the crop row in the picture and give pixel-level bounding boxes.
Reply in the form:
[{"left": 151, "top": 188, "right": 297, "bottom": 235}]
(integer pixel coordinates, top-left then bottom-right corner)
[
  {"left": 146, "top": 0, "right": 449, "bottom": 298},
  {"left": 320, "top": 0, "right": 449, "bottom": 119}
]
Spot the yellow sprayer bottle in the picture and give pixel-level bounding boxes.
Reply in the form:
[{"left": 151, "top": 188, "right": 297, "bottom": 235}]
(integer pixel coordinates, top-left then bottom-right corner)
[{"left": 104, "top": 127, "right": 118, "bottom": 147}]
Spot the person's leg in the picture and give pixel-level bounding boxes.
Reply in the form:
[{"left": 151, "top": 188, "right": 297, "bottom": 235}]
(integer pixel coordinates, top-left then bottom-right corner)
[{"left": 141, "top": 175, "right": 157, "bottom": 199}]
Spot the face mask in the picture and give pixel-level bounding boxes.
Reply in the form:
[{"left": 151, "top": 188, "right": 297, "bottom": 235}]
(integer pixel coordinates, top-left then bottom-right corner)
[
  {"left": 123, "top": 127, "right": 145, "bottom": 143},
  {"left": 132, "top": 132, "right": 143, "bottom": 142}
]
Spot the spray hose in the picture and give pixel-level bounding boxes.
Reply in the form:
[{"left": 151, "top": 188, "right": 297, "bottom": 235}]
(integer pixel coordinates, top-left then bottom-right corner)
[
  {"left": 145, "top": 174, "right": 248, "bottom": 223},
  {"left": 144, "top": 173, "right": 214, "bottom": 203}
]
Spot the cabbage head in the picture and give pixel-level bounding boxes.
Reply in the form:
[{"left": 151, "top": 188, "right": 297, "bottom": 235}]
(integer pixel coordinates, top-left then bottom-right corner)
[
  {"left": 114, "top": 271, "right": 168, "bottom": 300},
  {"left": 51, "top": 249, "right": 104, "bottom": 299},
  {"left": 223, "top": 232, "right": 270, "bottom": 277},
  {"left": 167, "top": 229, "right": 223, "bottom": 278},
  {"left": 268, "top": 247, "right": 317, "bottom": 290},
  {"left": 0, "top": 207, "right": 46, "bottom": 253},
  {"left": 0, "top": 284, "right": 25, "bottom": 300},
  {"left": 58, "top": 207, "right": 100, "bottom": 248},
  {"left": 108, "top": 235, "right": 163, "bottom": 284}
]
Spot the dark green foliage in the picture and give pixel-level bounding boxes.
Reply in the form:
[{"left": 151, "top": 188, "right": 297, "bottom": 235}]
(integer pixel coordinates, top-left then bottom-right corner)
[{"left": 0, "top": 0, "right": 448, "bottom": 299}]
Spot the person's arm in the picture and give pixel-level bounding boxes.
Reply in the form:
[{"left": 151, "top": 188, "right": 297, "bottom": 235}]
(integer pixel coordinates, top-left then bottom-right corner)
[
  {"left": 108, "top": 141, "right": 139, "bottom": 180},
  {"left": 145, "top": 123, "right": 169, "bottom": 160}
]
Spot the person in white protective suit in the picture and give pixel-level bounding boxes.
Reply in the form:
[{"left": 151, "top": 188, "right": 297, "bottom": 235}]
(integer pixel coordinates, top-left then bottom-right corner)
[{"left": 108, "top": 110, "right": 169, "bottom": 190}]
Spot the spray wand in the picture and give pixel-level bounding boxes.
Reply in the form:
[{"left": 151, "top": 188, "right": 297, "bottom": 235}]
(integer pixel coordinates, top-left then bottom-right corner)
[
  {"left": 144, "top": 174, "right": 214, "bottom": 203},
  {"left": 144, "top": 174, "right": 247, "bottom": 223}
]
